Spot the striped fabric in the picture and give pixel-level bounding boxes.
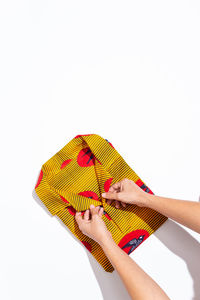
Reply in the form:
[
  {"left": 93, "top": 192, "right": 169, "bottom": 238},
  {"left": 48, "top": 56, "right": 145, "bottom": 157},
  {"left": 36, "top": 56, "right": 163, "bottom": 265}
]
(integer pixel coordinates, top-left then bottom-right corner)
[{"left": 34, "top": 134, "right": 167, "bottom": 272}]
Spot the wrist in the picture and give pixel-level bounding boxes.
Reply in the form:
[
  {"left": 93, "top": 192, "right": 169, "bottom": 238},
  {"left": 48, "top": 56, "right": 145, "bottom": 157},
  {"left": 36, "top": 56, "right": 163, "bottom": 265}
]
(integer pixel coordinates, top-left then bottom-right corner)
[
  {"left": 99, "top": 232, "right": 114, "bottom": 248},
  {"left": 142, "top": 192, "right": 156, "bottom": 208},
  {"left": 138, "top": 192, "right": 154, "bottom": 208}
]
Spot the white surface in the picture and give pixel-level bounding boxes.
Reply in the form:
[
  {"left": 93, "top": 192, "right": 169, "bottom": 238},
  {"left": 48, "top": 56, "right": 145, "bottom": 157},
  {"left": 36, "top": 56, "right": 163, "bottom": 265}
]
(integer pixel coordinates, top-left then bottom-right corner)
[{"left": 0, "top": 1, "right": 200, "bottom": 299}]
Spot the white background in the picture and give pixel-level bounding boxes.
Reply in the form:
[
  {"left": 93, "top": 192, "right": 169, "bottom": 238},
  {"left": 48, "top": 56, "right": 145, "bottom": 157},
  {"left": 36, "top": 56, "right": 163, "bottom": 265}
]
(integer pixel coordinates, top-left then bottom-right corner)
[{"left": 0, "top": 1, "right": 200, "bottom": 299}]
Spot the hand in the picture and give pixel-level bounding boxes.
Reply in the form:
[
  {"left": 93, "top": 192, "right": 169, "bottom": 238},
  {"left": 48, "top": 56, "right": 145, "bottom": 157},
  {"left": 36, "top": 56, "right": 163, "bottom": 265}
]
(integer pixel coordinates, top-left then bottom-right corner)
[
  {"left": 75, "top": 204, "right": 113, "bottom": 245},
  {"left": 101, "top": 178, "right": 148, "bottom": 208}
]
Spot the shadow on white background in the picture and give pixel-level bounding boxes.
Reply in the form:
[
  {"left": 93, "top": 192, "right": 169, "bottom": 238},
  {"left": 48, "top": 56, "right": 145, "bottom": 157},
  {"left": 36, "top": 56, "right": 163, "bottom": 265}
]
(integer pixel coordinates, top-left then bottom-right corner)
[
  {"left": 32, "top": 190, "right": 200, "bottom": 300},
  {"left": 154, "top": 218, "right": 200, "bottom": 300}
]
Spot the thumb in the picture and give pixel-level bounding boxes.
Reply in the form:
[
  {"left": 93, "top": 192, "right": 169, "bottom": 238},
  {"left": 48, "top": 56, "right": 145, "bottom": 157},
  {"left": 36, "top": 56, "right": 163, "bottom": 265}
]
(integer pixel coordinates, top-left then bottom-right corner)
[{"left": 102, "top": 192, "right": 119, "bottom": 200}]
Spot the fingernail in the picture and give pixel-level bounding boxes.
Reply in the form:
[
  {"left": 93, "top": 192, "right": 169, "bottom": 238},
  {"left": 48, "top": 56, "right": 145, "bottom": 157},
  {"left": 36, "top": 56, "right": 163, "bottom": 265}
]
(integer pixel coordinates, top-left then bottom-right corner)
[
  {"left": 102, "top": 193, "right": 106, "bottom": 197},
  {"left": 90, "top": 204, "right": 95, "bottom": 208}
]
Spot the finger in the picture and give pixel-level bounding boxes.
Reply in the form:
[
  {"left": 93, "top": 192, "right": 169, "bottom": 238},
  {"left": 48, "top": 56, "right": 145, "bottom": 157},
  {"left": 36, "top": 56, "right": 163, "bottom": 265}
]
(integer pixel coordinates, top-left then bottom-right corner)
[
  {"left": 109, "top": 181, "right": 121, "bottom": 192},
  {"left": 84, "top": 209, "right": 90, "bottom": 221},
  {"left": 98, "top": 206, "right": 104, "bottom": 217},
  {"left": 94, "top": 205, "right": 101, "bottom": 216},
  {"left": 95, "top": 205, "right": 100, "bottom": 213},
  {"left": 107, "top": 186, "right": 118, "bottom": 205},
  {"left": 102, "top": 192, "right": 119, "bottom": 200},
  {"left": 109, "top": 186, "right": 115, "bottom": 192},
  {"left": 114, "top": 200, "right": 120, "bottom": 208},
  {"left": 106, "top": 199, "right": 112, "bottom": 205},
  {"left": 75, "top": 211, "right": 83, "bottom": 226},
  {"left": 90, "top": 204, "right": 98, "bottom": 216},
  {"left": 121, "top": 202, "right": 126, "bottom": 208},
  {"left": 109, "top": 185, "right": 119, "bottom": 194}
]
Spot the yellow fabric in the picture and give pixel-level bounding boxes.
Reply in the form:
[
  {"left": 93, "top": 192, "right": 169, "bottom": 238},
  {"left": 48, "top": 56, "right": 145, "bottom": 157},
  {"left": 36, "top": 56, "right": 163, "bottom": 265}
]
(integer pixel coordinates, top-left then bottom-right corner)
[{"left": 34, "top": 134, "right": 167, "bottom": 272}]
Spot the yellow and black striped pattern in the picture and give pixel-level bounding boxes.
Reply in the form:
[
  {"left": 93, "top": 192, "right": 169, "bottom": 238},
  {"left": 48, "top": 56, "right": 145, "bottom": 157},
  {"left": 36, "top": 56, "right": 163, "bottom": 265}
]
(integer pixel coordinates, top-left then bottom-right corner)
[{"left": 35, "top": 134, "right": 167, "bottom": 272}]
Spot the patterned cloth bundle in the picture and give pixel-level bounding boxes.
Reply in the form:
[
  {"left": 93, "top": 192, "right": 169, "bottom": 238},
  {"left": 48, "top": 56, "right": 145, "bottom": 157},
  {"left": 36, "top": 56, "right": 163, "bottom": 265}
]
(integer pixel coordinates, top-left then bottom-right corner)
[{"left": 34, "top": 134, "right": 167, "bottom": 272}]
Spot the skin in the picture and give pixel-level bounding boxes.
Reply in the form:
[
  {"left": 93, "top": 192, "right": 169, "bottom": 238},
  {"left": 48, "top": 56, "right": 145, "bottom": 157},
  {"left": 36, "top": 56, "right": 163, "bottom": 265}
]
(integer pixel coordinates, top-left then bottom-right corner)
[{"left": 75, "top": 178, "right": 200, "bottom": 300}]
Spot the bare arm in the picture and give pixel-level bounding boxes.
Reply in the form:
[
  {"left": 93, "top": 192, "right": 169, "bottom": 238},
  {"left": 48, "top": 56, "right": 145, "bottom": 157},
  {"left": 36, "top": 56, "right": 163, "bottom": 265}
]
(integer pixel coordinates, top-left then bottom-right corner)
[
  {"left": 75, "top": 205, "right": 170, "bottom": 300},
  {"left": 102, "top": 178, "right": 200, "bottom": 234},
  {"left": 100, "top": 234, "right": 169, "bottom": 300},
  {"left": 145, "top": 193, "right": 200, "bottom": 233}
]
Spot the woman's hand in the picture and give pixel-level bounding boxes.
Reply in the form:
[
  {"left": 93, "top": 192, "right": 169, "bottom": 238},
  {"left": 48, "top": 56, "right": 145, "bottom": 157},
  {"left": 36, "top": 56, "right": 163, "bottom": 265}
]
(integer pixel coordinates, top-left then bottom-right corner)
[
  {"left": 75, "top": 204, "right": 113, "bottom": 245},
  {"left": 101, "top": 178, "right": 148, "bottom": 208}
]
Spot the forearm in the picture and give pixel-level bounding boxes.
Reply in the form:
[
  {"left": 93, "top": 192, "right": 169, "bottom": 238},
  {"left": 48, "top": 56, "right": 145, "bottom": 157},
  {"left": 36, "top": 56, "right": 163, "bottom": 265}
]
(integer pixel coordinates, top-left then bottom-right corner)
[
  {"left": 99, "top": 236, "right": 169, "bottom": 300},
  {"left": 144, "top": 193, "right": 200, "bottom": 233}
]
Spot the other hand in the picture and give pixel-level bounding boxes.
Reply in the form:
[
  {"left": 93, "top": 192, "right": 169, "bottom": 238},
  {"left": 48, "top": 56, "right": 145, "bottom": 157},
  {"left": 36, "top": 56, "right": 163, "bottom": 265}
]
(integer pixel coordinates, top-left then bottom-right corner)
[
  {"left": 75, "top": 204, "right": 112, "bottom": 245},
  {"left": 101, "top": 178, "right": 148, "bottom": 208}
]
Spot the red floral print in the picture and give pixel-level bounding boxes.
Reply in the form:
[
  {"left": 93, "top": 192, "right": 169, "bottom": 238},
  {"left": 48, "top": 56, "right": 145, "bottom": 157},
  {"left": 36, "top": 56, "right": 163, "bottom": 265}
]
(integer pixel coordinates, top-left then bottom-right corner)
[
  {"left": 104, "top": 178, "right": 113, "bottom": 192},
  {"left": 35, "top": 169, "right": 43, "bottom": 189},
  {"left": 118, "top": 229, "right": 149, "bottom": 255},
  {"left": 60, "top": 159, "right": 72, "bottom": 169},
  {"left": 81, "top": 240, "right": 92, "bottom": 252}
]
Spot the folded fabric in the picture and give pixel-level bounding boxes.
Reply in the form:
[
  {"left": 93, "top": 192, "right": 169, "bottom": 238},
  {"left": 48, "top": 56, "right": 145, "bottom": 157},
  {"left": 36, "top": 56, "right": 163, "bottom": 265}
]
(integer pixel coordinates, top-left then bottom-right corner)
[{"left": 34, "top": 133, "right": 167, "bottom": 272}]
